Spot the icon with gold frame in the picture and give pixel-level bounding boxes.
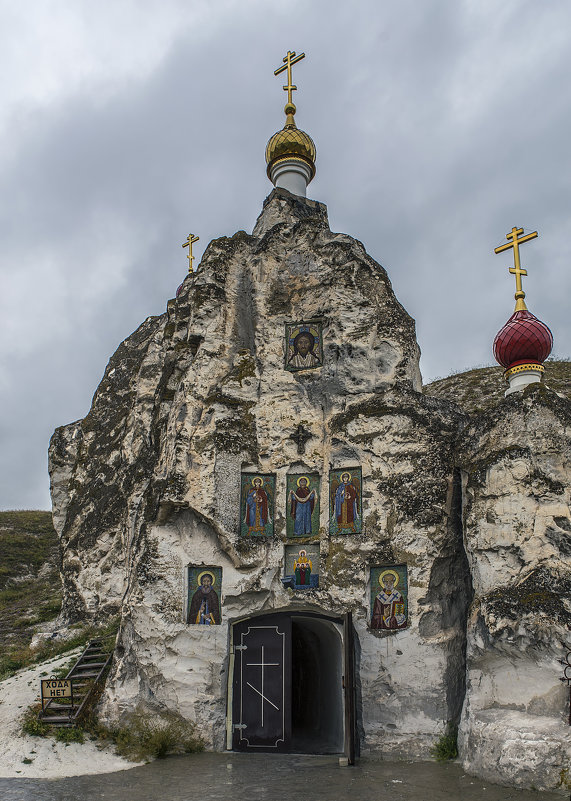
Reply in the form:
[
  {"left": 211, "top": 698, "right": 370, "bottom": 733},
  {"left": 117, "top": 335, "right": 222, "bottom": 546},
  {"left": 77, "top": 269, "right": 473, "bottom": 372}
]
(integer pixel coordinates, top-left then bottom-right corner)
[
  {"left": 286, "top": 473, "right": 320, "bottom": 537},
  {"left": 370, "top": 565, "right": 408, "bottom": 630},
  {"left": 187, "top": 566, "right": 222, "bottom": 625},
  {"left": 285, "top": 321, "right": 323, "bottom": 371},
  {"left": 240, "top": 473, "right": 275, "bottom": 537},
  {"left": 282, "top": 544, "right": 319, "bottom": 590},
  {"left": 329, "top": 467, "right": 362, "bottom": 535}
]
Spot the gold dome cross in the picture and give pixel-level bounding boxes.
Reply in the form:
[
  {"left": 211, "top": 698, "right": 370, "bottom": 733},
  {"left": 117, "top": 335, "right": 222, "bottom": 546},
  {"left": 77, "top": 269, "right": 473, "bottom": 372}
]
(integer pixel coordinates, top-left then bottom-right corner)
[
  {"left": 182, "top": 233, "right": 199, "bottom": 273},
  {"left": 494, "top": 226, "right": 538, "bottom": 311},
  {"left": 274, "top": 51, "right": 305, "bottom": 112}
]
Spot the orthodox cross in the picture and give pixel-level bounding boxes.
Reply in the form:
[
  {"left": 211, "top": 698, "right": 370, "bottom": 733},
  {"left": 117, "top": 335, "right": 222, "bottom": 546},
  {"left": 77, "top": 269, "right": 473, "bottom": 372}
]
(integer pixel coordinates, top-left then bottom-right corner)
[
  {"left": 494, "top": 226, "right": 538, "bottom": 311},
  {"left": 246, "top": 646, "right": 280, "bottom": 728},
  {"left": 182, "top": 233, "right": 200, "bottom": 273},
  {"left": 274, "top": 50, "right": 305, "bottom": 108},
  {"left": 289, "top": 423, "right": 312, "bottom": 455}
]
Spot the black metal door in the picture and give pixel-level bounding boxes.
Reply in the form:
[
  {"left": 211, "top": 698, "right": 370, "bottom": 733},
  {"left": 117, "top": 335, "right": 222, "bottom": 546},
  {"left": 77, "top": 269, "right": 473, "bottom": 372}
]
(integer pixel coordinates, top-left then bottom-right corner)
[
  {"left": 232, "top": 614, "right": 291, "bottom": 751},
  {"left": 344, "top": 611, "right": 357, "bottom": 764}
]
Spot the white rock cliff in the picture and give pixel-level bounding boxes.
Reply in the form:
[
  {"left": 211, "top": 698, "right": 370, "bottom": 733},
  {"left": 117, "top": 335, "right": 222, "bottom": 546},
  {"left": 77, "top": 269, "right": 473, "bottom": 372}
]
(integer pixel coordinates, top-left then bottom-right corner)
[{"left": 49, "top": 188, "right": 570, "bottom": 791}]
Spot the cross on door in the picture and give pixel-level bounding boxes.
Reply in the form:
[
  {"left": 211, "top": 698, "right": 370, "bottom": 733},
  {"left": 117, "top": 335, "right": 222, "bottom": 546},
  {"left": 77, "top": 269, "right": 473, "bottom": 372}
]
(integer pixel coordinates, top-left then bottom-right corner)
[{"left": 246, "top": 645, "right": 280, "bottom": 727}]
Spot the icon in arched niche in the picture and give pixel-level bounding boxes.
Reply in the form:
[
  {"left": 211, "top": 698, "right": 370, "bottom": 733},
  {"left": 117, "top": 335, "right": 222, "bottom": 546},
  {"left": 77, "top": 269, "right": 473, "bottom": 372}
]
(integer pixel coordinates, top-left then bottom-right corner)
[
  {"left": 285, "top": 321, "right": 323, "bottom": 371},
  {"left": 240, "top": 473, "right": 275, "bottom": 537},
  {"left": 287, "top": 473, "right": 320, "bottom": 537},
  {"left": 370, "top": 565, "right": 408, "bottom": 631},
  {"left": 187, "top": 566, "right": 222, "bottom": 625},
  {"left": 329, "top": 467, "right": 362, "bottom": 534},
  {"left": 282, "top": 544, "right": 319, "bottom": 590}
]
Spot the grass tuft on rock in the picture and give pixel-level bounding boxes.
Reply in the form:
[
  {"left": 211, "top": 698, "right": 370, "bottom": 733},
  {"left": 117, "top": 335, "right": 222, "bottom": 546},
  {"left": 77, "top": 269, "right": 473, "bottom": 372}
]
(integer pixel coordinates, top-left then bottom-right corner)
[{"left": 431, "top": 724, "right": 458, "bottom": 762}]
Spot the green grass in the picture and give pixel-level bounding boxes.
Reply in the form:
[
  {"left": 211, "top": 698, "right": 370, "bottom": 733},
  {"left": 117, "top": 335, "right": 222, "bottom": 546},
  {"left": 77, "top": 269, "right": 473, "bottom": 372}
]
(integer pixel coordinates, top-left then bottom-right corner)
[
  {"left": 21, "top": 706, "right": 50, "bottom": 737},
  {"left": 0, "top": 511, "right": 59, "bottom": 588},
  {"left": 55, "top": 726, "right": 85, "bottom": 744},
  {"left": 0, "top": 510, "right": 63, "bottom": 678},
  {"left": 104, "top": 708, "right": 204, "bottom": 761},
  {"left": 431, "top": 724, "right": 458, "bottom": 762},
  {"left": 424, "top": 359, "right": 570, "bottom": 416},
  {"left": 1, "top": 617, "right": 119, "bottom": 681},
  {"left": 21, "top": 693, "right": 203, "bottom": 763}
]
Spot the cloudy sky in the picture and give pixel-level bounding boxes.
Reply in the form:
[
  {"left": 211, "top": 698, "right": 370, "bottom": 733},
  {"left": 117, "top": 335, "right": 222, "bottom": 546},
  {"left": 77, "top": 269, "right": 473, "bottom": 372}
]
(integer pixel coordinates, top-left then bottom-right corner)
[{"left": 1, "top": 0, "right": 570, "bottom": 510}]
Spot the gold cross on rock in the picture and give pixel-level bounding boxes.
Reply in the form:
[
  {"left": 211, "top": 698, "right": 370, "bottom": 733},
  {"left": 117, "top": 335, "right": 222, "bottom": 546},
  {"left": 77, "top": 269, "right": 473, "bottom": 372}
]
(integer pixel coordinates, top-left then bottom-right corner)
[
  {"left": 274, "top": 50, "right": 305, "bottom": 110},
  {"left": 182, "top": 233, "right": 200, "bottom": 273},
  {"left": 494, "top": 226, "right": 538, "bottom": 311}
]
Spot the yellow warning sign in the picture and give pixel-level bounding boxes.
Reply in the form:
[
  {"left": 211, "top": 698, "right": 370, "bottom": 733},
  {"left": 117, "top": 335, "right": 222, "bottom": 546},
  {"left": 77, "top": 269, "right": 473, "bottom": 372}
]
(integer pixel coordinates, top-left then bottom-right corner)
[{"left": 41, "top": 678, "right": 72, "bottom": 699}]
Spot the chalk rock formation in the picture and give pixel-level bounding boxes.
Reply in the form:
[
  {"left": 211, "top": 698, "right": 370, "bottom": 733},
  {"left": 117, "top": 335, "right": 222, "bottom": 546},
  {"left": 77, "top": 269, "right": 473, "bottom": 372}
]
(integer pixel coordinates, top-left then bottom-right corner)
[
  {"left": 49, "top": 190, "right": 570, "bottom": 789},
  {"left": 50, "top": 189, "right": 470, "bottom": 757},
  {"left": 456, "top": 385, "right": 571, "bottom": 791}
]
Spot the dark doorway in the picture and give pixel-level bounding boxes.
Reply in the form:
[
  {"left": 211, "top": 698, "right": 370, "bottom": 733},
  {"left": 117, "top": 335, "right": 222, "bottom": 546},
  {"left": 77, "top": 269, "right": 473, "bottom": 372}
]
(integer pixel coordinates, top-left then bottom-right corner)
[
  {"left": 291, "top": 616, "right": 344, "bottom": 753},
  {"left": 231, "top": 611, "right": 348, "bottom": 755}
]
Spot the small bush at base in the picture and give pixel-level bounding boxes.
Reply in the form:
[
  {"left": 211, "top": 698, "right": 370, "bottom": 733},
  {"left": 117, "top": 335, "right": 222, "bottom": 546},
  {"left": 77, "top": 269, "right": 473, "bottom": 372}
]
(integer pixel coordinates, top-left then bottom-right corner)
[
  {"left": 110, "top": 708, "right": 204, "bottom": 762},
  {"left": 431, "top": 724, "right": 458, "bottom": 762},
  {"left": 55, "top": 726, "right": 85, "bottom": 744},
  {"left": 21, "top": 706, "right": 50, "bottom": 737}
]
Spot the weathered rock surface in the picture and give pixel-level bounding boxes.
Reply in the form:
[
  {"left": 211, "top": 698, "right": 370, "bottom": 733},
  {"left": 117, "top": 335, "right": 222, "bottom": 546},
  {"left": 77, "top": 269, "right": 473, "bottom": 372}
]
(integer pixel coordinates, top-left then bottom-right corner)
[
  {"left": 456, "top": 385, "right": 571, "bottom": 792},
  {"left": 424, "top": 360, "right": 571, "bottom": 416},
  {"left": 49, "top": 189, "right": 570, "bottom": 790}
]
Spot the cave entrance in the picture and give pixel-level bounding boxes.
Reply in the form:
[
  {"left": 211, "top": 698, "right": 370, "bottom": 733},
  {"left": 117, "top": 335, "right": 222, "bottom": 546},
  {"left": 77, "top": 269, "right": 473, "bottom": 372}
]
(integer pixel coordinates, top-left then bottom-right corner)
[{"left": 229, "top": 611, "right": 355, "bottom": 758}]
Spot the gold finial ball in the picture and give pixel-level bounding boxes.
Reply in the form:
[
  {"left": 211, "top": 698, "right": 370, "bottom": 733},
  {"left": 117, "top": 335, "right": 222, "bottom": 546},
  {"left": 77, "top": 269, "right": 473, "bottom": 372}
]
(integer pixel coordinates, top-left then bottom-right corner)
[
  {"left": 265, "top": 121, "right": 317, "bottom": 181},
  {"left": 284, "top": 102, "right": 296, "bottom": 116}
]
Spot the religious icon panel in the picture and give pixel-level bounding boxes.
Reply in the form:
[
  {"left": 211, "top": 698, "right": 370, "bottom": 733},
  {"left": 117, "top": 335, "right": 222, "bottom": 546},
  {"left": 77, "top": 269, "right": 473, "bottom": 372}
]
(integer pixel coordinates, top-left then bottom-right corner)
[
  {"left": 240, "top": 473, "right": 276, "bottom": 537},
  {"left": 329, "top": 467, "right": 362, "bottom": 535},
  {"left": 370, "top": 565, "right": 408, "bottom": 631},
  {"left": 187, "top": 566, "right": 222, "bottom": 625},
  {"left": 284, "top": 321, "right": 323, "bottom": 372},
  {"left": 282, "top": 544, "right": 320, "bottom": 590},
  {"left": 286, "top": 473, "right": 320, "bottom": 538}
]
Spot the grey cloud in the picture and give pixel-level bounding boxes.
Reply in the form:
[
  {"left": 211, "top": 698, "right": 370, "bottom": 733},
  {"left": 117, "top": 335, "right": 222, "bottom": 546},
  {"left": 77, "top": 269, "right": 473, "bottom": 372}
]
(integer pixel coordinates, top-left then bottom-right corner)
[{"left": 1, "top": 1, "right": 570, "bottom": 508}]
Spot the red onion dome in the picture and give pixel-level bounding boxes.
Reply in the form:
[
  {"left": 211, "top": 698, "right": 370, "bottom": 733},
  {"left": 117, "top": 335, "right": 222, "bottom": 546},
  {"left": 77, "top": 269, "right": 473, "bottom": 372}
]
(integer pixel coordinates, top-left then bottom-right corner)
[{"left": 493, "top": 309, "right": 553, "bottom": 369}]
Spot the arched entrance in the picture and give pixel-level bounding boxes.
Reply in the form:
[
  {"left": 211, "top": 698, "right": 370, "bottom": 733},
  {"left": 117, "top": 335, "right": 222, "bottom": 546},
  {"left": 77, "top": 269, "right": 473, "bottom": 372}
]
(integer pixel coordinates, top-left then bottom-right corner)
[{"left": 228, "top": 611, "right": 355, "bottom": 756}]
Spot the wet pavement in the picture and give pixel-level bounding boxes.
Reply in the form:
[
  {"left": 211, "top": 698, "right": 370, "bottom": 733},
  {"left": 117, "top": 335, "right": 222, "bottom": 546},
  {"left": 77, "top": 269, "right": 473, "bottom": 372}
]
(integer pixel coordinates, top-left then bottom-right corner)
[{"left": 0, "top": 752, "right": 565, "bottom": 801}]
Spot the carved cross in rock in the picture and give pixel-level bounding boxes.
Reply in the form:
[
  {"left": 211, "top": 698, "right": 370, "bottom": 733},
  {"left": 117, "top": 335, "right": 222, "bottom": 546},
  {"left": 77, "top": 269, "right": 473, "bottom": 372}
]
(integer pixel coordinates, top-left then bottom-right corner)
[{"left": 289, "top": 424, "right": 312, "bottom": 455}]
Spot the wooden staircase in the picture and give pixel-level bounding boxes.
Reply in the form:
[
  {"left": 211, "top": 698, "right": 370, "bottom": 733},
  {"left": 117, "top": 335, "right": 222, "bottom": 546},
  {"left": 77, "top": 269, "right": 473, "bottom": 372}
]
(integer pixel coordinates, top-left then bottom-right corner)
[{"left": 39, "top": 635, "right": 114, "bottom": 727}]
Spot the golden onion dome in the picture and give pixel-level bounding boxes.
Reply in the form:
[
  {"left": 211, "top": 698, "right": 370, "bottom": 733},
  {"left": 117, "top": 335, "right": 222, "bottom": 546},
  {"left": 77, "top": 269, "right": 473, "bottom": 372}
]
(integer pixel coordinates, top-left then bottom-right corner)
[{"left": 265, "top": 103, "right": 316, "bottom": 181}]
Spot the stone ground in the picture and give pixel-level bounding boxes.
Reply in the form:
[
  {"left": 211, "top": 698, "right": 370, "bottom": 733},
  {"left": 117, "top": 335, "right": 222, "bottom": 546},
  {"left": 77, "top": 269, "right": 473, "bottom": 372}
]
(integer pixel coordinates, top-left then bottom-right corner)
[{"left": 0, "top": 753, "right": 567, "bottom": 801}]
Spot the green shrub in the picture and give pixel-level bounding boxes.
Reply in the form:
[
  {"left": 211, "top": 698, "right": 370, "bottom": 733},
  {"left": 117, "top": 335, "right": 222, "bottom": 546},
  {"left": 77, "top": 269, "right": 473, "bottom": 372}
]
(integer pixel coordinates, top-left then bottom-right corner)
[
  {"left": 431, "top": 723, "right": 458, "bottom": 762},
  {"left": 21, "top": 706, "right": 49, "bottom": 737},
  {"left": 55, "top": 726, "right": 85, "bottom": 744},
  {"left": 111, "top": 708, "right": 204, "bottom": 762}
]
